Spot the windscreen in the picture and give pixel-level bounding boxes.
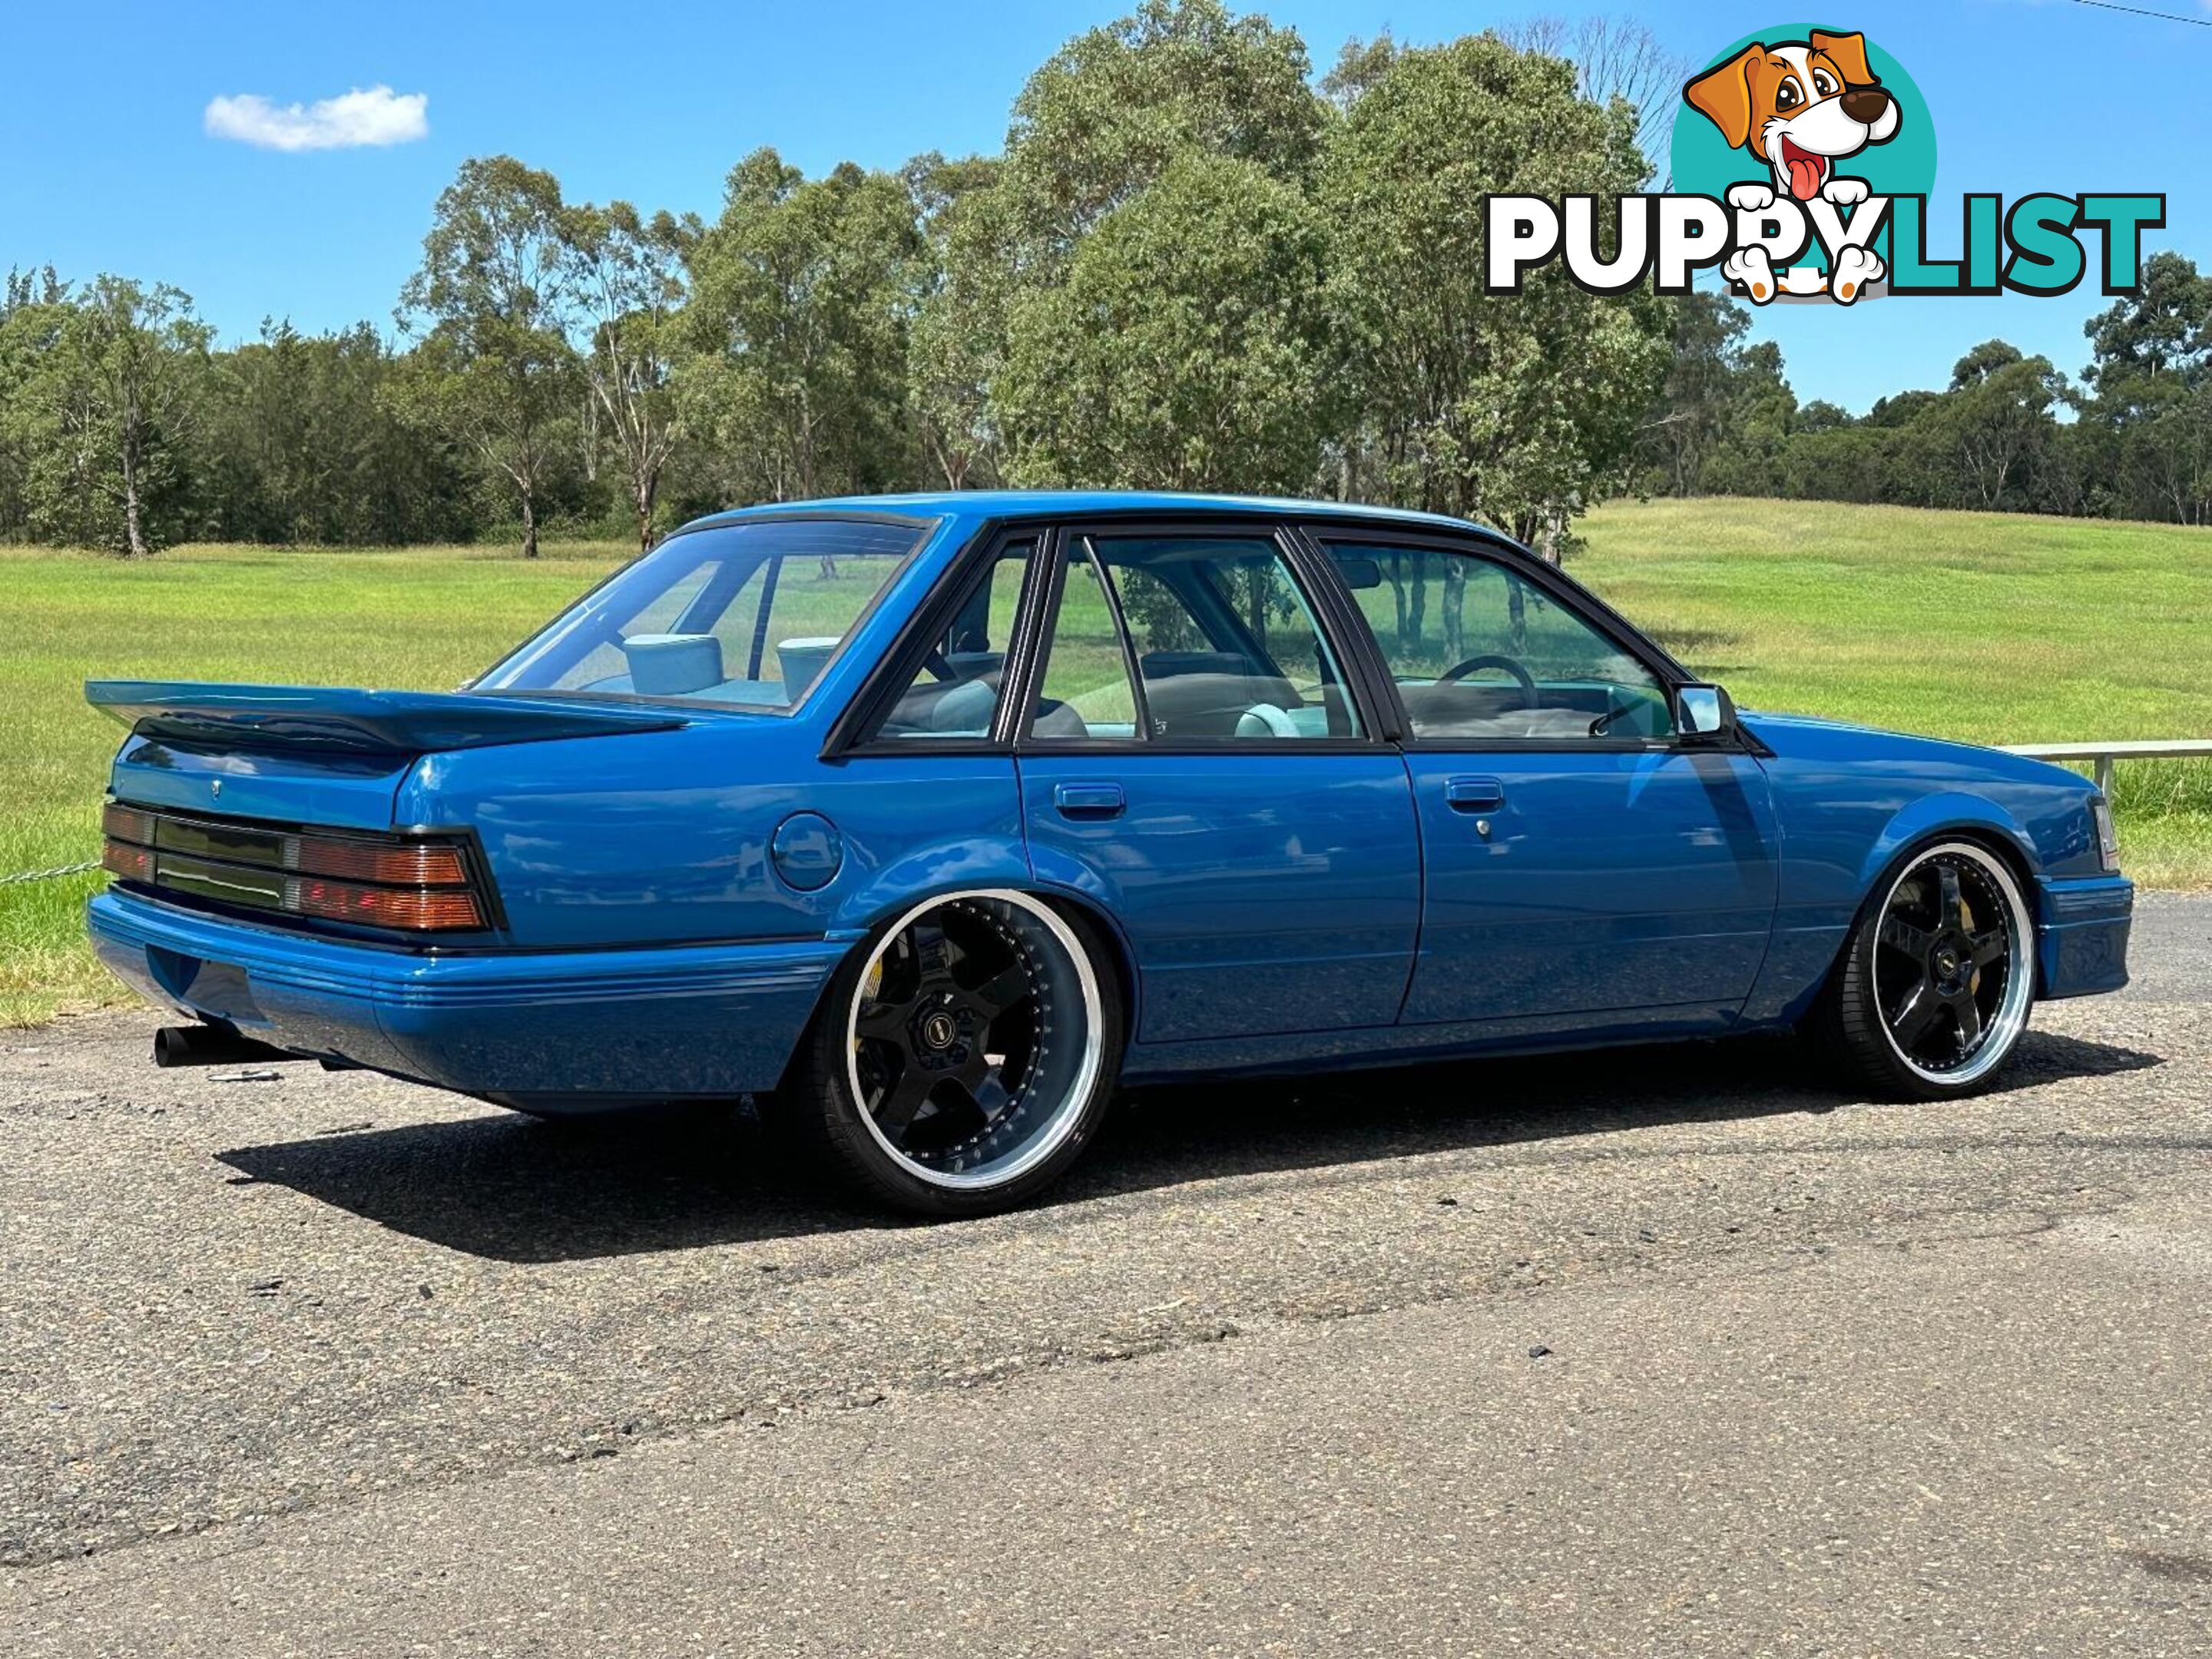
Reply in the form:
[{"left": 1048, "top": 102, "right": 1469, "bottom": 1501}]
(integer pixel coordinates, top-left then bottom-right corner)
[{"left": 473, "top": 517, "right": 928, "bottom": 711}]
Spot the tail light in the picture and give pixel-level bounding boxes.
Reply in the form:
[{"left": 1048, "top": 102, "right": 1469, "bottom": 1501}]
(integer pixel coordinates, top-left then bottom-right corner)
[
  {"left": 286, "top": 878, "right": 484, "bottom": 931},
  {"left": 101, "top": 837, "right": 154, "bottom": 881},
  {"left": 102, "top": 802, "right": 492, "bottom": 934},
  {"left": 291, "top": 839, "right": 470, "bottom": 887}
]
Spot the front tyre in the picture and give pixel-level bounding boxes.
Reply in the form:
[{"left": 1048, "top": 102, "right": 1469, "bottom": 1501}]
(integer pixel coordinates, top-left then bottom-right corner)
[
  {"left": 786, "top": 889, "right": 1123, "bottom": 1217},
  {"left": 1810, "top": 839, "right": 2036, "bottom": 1099}
]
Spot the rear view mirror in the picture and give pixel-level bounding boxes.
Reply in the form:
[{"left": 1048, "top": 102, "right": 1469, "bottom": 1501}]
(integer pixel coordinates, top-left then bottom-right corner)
[
  {"left": 1334, "top": 555, "right": 1383, "bottom": 591},
  {"left": 1677, "top": 683, "right": 1737, "bottom": 739}
]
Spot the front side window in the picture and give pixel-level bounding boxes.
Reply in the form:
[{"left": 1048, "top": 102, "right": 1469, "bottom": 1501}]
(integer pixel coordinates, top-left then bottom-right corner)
[
  {"left": 475, "top": 517, "right": 926, "bottom": 710},
  {"left": 1029, "top": 533, "right": 1362, "bottom": 742},
  {"left": 1325, "top": 541, "right": 1673, "bottom": 742}
]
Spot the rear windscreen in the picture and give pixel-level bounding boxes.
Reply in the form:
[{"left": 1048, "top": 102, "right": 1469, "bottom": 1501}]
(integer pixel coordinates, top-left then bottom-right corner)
[{"left": 473, "top": 518, "right": 928, "bottom": 711}]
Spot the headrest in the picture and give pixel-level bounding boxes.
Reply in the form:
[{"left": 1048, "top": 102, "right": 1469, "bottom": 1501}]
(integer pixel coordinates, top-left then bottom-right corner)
[
  {"left": 777, "top": 636, "right": 841, "bottom": 697},
  {"left": 1235, "top": 702, "right": 1300, "bottom": 739},
  {"left": 621, "top": 633, "right": 724, "bottom": 696},
  {"left": 929, "top": 678, "right": 998, "bottom": 734},
  {"left": 1141, "top": 650, "right": 1252, "bottom": 680}
]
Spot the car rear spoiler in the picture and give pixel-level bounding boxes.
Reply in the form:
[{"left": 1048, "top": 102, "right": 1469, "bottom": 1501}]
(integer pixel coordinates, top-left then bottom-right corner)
[{"left": 85, "top": 681, "right": 692, "bottom": 756}]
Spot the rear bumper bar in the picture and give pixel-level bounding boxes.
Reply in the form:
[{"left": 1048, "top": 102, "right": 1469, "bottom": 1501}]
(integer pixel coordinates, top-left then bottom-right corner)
[
  {"left": 88, "top": 889, "right": 844, "bottom": 1102},
  {"left": 2034, "top": 873, "right": 2133, "bottom": 1000}
]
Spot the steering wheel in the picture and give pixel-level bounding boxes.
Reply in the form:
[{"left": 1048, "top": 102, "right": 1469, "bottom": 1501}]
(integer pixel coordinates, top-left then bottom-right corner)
[{"left": 1434, "top": 653, "right": 1538, "bottom": 708}]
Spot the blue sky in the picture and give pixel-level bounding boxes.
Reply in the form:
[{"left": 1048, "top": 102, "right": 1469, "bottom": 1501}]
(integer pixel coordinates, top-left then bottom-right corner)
[{"left": 4, "top": 0, "right": 2205, "bottom": 412}]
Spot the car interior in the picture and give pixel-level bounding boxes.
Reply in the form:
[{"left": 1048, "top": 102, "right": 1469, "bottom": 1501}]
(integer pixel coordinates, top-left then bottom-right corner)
[
  {"left": 875, "top": 534, "right": 1672, "bottom": 744},
  {"left": 876, "top": 535, "right": 1361, "bottom": 743},
  {"left": 495, "top": 518, "right": 1673, "bottom": 746},
  {"left": 1323, "top": 542, "right": 1674, "bottom": 742}
]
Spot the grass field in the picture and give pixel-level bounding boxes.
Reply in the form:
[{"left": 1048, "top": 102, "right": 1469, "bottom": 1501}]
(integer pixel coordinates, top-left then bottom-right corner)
[{"left": 2, "top": 498, "right": 2207, "bottom": 1025}]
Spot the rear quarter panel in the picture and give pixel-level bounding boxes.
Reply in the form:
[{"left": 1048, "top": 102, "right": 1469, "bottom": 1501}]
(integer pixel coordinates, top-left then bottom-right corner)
[{"left": 399, "top": 723, "right": 1028, "bottom": 951}]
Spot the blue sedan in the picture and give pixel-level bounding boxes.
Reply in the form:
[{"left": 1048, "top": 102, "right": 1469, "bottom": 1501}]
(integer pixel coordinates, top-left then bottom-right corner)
[{"left": 86, "top": 492, "right": 2133, "bottom": 1215}]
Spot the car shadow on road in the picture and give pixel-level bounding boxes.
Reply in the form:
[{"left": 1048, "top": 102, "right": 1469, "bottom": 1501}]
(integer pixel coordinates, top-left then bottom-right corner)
[
  {"left": 1068, "top": 1027, "right": 2161, "bottom": 1204},
  {"left": 216, "top": 1027, "right": 2162, "bottom": 1263}
]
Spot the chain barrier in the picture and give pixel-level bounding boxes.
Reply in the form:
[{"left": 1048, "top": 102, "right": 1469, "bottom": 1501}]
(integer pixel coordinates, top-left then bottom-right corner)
[{"left": 0, "top": 860, "right": 101, "bottom": 889}]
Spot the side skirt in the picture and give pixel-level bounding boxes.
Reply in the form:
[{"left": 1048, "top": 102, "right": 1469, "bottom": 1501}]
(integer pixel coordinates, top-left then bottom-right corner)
[{"left": 1117, "top": 1002, "right": 1750, "bottom": 1085}]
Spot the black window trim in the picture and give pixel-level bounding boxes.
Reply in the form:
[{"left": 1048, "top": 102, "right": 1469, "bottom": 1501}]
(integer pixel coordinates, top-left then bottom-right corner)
[
  {"left": 1286, "top": 522, "right": 1753, "bottom": 757},
  {"left": 825, "top": 505, "right": 1757, "bottom": 762}
]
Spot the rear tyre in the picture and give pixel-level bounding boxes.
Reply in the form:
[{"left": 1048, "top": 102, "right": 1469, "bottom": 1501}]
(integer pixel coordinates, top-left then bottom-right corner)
[
  {"left": 784, "top": 889, "right": 1124, "bottom": 1217},
  {"left": 1806, "top": 839, "right": 2035, "bottom": 1099}
]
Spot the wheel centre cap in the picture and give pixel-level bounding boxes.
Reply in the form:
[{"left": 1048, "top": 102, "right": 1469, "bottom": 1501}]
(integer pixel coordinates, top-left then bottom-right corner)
[{"left": 919, "top": 1011, "right": 959, "bottom": 1051}]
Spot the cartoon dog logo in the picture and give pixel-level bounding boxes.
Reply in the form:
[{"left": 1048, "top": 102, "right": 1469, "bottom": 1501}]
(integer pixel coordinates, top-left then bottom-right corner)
[{"left": 1684, "top": 30, "right": 1900, "bottom": 303}]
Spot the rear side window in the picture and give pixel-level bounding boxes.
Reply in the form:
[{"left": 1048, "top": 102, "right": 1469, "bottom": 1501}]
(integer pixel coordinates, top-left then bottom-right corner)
[
  {"left": 1028, "top": 533, "right": 1362, "bottom": 742},
  {"left": 475, "top": 518, "right": 926, "bottom": 710},
  {"left": 869, "top": 541, "right": 1037, "bottom": 741}
]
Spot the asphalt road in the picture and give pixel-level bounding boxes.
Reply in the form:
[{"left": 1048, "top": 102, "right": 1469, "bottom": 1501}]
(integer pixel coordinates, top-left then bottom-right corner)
[{"left": 1, "top": 896, "right": 2207, "bottom": 1656}]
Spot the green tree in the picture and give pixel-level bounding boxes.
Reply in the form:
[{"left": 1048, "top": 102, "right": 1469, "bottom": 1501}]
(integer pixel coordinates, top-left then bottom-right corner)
[
  {"left": 1641, "top": 292, "right": 1753, "bottom": 495},
  {"left": 1320, "top": 34, "right": 1671, "bottom": 552},
  {"left": 928, "top": 0, "right": 1329, "bottom": 500},
  {"left": 2084, "top": 250, "right": 2210, "bottom": 394},
  {"left": 563, "top": 200, "right": 698, "bottom": 549},
  {"left": 2111, "top": 376, "right": 2212, "bottom": 525},
  {"left": 4, "top": 276, "right": 211, "bottom": 555},
  {"left": 997, "top": 152, "right": 1334, "bottom": 492},
  {"left": 194, "top": 321, "right": 478, "bottom": 545},
  {"left": 0, "top": 269, "right": 72, "bottom": 538},
  {"left": 1698, "top": 341, "right": 1796, "bottom": 495},
  {"left": 905, "top": 151, "right": 1007, "bottom": 489},
  {"left": 2078, "top": 252, "right": 2212, "bottom": 524},
  {"left": 397, "top": 156, "right": 580, "bottom": 558},
  {"left": 1794, "top": 399, "right": 1853, "bottom": 435},
  {"left": 998, "top": 0, "right": 1323, "bottom": 264},
  {"left": 1939, "top": 341, "right": 2065, "bottom": 511},
  {"left": 680, "top": 149, "right": 920, "bottom": 504}
]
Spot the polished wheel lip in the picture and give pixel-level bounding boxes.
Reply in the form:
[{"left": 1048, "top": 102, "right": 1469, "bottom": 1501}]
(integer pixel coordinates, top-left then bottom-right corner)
[
  {"left": 844, "top": 889, "right": 1104, "bottom": 1192},
  {"left": 1872, "top": 841, "right": 2033, "bottom": 1087}
]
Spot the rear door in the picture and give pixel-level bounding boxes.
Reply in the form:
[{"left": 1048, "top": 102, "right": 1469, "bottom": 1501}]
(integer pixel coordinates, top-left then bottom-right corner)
[
  {"left": 1015, "top": 524, "right": 1420, "bottom": 1043},
  {"left": 1310, "top": 532, "right": 1780, "bottom": 1028}
]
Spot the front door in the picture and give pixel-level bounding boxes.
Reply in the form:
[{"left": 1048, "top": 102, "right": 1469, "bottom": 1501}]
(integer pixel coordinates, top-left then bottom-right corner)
[
  {"left": 1314, "top": 535, "right": 1780, "bottom": 1028},
  {"left": 1017, "top": 527, "right": 1421, "bottom": 1043}
]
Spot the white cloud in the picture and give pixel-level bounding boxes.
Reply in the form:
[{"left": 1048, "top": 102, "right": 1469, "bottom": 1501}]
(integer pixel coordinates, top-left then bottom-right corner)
[{"left": 204, "top": 84, "right": 429, "bottom": 152}]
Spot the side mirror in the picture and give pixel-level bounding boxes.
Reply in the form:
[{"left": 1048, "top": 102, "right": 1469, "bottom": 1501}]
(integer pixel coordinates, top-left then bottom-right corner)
[{"left": 1676, "top": 683, "right": 1737, "bottom": 740}]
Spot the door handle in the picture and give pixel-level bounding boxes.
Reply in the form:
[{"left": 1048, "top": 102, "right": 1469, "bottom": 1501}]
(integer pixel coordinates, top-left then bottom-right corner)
[
  {"left": 1443, "top": 776, "right": 1505, "bottom": 813},
  {"left": 1053, "top": 780, "right": 1125, "bottom": 819}
]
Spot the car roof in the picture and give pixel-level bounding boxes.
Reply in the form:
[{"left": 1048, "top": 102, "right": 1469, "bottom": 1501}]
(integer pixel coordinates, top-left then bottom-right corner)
[{"left": 678, "top": 489, "right": 1511, "bottom": 542}]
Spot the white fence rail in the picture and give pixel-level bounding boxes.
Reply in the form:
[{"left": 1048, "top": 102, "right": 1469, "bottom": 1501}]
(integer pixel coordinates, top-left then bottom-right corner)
[{"left": 2001, "top": 739, "right": 2212, "bottom": 795}]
